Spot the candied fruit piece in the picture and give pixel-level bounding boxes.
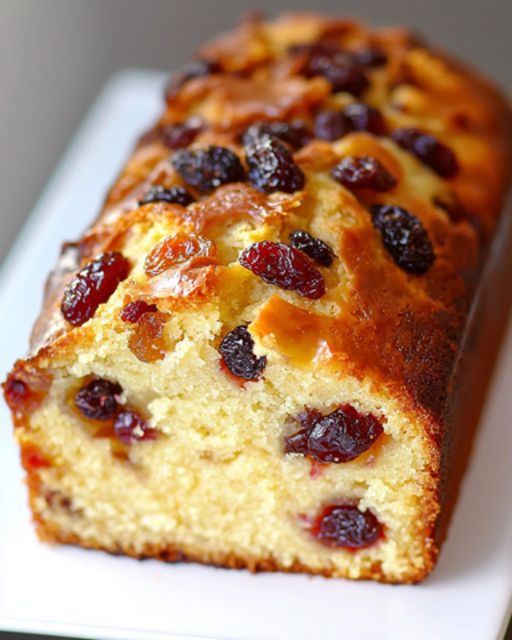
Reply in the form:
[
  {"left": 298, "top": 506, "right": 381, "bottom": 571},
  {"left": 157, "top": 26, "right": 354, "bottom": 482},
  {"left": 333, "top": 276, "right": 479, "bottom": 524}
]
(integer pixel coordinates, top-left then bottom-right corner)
[
  {"left": 370, "top": 204, "right": 435, "bottom": 274},
  {"left": 75, "top": 379, "right": 122, "bottom": 421},
  {"left": 314, "top": 110, "right": 352, "bottom": 141},
  {"left": 120, "top": 300, "right": 158, "bottom": 323},
  {"left": 311, "top": 504, "right": 383, "bottom": 549},
  {"left": 165, "top": 58, "right": 221, "bottom": 101},
  {"left": 242, "top": 120, "right": 310, "bottom": 150},
  {"left": 144, "top": 233, "right": 215, "bottom": 278},
  {"left": 172, "top": 146, "right": 246, "bottom": 193},
  {"left": 297, "top": 42, "right": 369, "bottom": 96},
  {"left": 289, "top": 230, "right": 335, "bottom": 267},
  {"left": 128, "top": 311, "right": 169, "bottom": 363},
  {"left": 21, "top": 444, "right": 52, "bottom": 470},
  {"left": 219, "top": 325, "right": 267, "bottom": 382},
  {"left": 285, "top": 404, "right": 383, "bottom": 463},
  {"left": 161, "top": 118, "right": 204, "bottom": 150},
  {"left": 140, "top": 185, "right": 195, "bottom": 207},
  {"left": 239, "top": 241, "right": 325, "bottom": 299},
  {"left": 61, "top": 252, "right": 130, "bottom": 326},
  {"left": 114, "top": 410, "right": 157, "bottom": 444},
  {"left": 245, "top": 134, "right": 305, "bottom": 194},
  {"left": 331, "top": 156, "right": 397, "bottom": 191},
  {"left": 392, "top": 127, "right": 459, "bottom": 178}
]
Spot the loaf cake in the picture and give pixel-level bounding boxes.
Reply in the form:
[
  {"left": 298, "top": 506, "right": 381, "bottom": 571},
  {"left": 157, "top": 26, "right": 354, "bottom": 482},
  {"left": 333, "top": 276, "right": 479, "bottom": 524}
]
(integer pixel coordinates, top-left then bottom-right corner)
[{"left": 4, "top": 13, "right": 512, "bottom": 584}]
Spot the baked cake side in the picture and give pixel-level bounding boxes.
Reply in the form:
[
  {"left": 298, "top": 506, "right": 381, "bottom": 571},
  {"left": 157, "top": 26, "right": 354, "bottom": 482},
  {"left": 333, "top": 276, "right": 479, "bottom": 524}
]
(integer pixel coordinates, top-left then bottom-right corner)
[{"left": 4, "top": 13, "right": 512, "bottom": 583}]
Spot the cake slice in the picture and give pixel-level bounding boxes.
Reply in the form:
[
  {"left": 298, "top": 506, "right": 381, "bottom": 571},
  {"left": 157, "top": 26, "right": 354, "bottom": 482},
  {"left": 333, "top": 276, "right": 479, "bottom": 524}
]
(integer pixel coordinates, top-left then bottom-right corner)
[{"left": 4, "top": 13, "right": 512, "bottom": 583}]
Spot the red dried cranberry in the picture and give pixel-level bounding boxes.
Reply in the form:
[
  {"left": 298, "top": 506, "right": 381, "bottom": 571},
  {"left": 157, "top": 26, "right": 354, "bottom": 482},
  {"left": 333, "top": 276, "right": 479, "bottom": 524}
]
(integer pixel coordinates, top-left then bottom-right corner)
[
  {"left": 314, "top": 110, "right": 352, "bottom": 141},
  {"left": 165, "top": 58, "right": 221, "bottom": 101},
  {"left": 239, "top": 241, "right": 325, "bottom": 299},
  {"left": 245, "top": 134, "right": 305, "bottom": 194},
  {"left": 289, "top": 230, "right": 335, "bottom": 267},
  {"left": 392, "top": 127, "right": 459, "bottom": 178},
  {"left": 140, "top": 185, "right": 195, "bottom": 207},
  {"left": 61, "top": 252, "right": 130, "bottom": 326},
  {"left": 343, "top": 103, "right": 386, "bottom": 135},
  {"left": 311, "top": 504, "right": 383, "bottom": 549},
  {"left": 114, "top": 410, "right": 156, "bottom": 444},
  {"left": 172, "top": 146, "right": 246, "bottom": 193},
  {"left": 75, "top": 379, "right": 122, "bottom": 421},
  {"left": 161, "top": 118, "right": 203, "bottom": 149},
  {"left": 331, "top": 156, "right": 397, "bottom": 191},
  {"left": 370, "top": 204, "right": 435, "bottom": 274},
  {"left": 242, "top": 121, "right": 310, "bottom": 150},
  {"left": 297, "top": 42, "right": 369, "bottom": 96},
  {"left": 219, "top": 325, "right": 267, "bottom": 382},
  {"left": 352, "top": 47, "right": 387, "bottom": 67},
  {"left": 285, "top": 405, "right": 383, "bottom": 463},
  {"left": 120, "top": 300, "right": 158, "bottom": 323}
]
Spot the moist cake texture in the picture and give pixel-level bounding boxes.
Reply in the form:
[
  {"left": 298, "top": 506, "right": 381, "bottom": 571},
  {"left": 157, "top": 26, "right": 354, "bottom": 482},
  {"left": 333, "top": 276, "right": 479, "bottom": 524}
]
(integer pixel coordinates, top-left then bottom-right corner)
[{"left": 4, "top": 13, "right": 512, "bottom": 583}]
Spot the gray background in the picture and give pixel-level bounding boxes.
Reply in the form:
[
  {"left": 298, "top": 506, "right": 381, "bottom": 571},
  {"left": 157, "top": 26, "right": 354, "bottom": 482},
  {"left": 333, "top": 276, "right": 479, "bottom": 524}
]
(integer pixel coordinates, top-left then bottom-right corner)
[
  {"left": 1, "top": 0, "right": 512, "bottom": 265},
  {"left": 0, "top": 1, "right": 511, "bottom": 639}
]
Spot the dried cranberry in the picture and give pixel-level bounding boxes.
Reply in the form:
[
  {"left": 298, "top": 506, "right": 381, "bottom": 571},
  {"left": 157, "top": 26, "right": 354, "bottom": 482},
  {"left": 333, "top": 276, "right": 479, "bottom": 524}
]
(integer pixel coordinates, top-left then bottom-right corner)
[
  {"left": 161, "top": 118, "right": 203, "bottom": 150},
  {"left": 311, "top": 504, "right": 383, "bottom": 549},
  {"left": 331, "top": 156, "right": 397, "bottom": 191},
  {"left": 285, "top": 405, "right": 383, "bottom": 463},
  {"left": 239, "top": 241, "right": 325, "bottom": 299},
  {"left": 120, "top": 300, "right": 158, "bottom": 323},
  {"left": 140, "top": 185, "right": 195, "bottom": 207},
  {"left": 343, "top": 103, "right": 387, "bottom": 135},
  {"left": 298, "top": 43, "right": 369, "bottom": 96},
  {"left": 242, "top": 120, "right": 310, "bottom": 150},
  {"left": 219, "top": 325, "right": 267, "bottom": 382},
  {"left": 289, "top": 230, "right": 335, "bottom": 267},
  {"left": 144, "top": 233, "right": 214, "bottom": 277},
  {"left": 352, "top": 47, "right": 387, "bottom": 67},
  {"left": 75, "top": 379, "right": 122, "bottom": 421},
  {"left": 165, "top": 58, "right": 221, "bottom": 101},
  {"left": 245, "top": 134, "right": 305, "bottom": 194},
  {"left": 314, "top": 110, "right": 352, "bottom": 141},
  {"left": 370, "top": 204, "right": 435, "bottom": 274},
  {"left": 114, "top": 410, "right": 156, "bottom": 444},
  {"left": 61, "top": 252, "right": 130, "bottom": 326},
  {"left": 392, "top": 127, "right": 459, "bottom": 178},
  {"left": 172, "top": 146, "right": 246, "bottom": 193}
]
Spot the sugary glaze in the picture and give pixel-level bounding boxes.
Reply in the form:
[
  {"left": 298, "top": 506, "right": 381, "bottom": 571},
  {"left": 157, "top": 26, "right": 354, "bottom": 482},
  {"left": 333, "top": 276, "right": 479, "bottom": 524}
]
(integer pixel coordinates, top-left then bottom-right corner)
[{"left": 4, "top": 13, "right": 512, "bottom": 583}]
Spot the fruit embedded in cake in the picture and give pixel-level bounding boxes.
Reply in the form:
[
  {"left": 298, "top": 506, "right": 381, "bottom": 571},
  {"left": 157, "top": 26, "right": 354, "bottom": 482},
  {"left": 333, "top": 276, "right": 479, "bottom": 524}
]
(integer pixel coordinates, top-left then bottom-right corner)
[{"left": 3, "top": 13, "right": 512, "bottom": 586}]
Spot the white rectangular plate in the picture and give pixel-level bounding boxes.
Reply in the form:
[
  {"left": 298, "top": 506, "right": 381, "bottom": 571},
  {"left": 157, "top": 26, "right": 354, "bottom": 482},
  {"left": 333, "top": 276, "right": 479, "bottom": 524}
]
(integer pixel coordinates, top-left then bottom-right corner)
[{"left": 0, "top": 70, "right": 511, "bottom": 640}]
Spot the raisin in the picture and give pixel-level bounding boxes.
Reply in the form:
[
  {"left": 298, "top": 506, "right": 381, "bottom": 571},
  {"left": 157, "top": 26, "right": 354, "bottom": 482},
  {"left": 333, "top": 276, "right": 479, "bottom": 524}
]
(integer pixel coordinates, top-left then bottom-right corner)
[
  {"left": 128, "top": 311, "right": 169, "bottom": 363},
  {"left": 120, "top": 300, "right": 158, "bottom": 323},
  {"left": 239, "top": 241, "right": 325, "bottom": 299},
  {"left": 314, "top": 110, "right": 352, "bottom": 141},
  {"left": 219, "top": 325, "right": 267, "bottom": 382},
  {"left": 61, "top": 252, "right": 130, "bottom": 326},
  {"left": 392, "top": 127, "right": 459, "bottom": 178},
  {"left": 140, "top": 185, "right": 195, "bottom": 207},
  {"left": 245, "top": 134, "right": 305, "bottom": 194},
  {"left": 343, "top": 103, "right": 387, "bottom": 136},
  {"left": 289, "top": 230, "right": 335, "bottom": 267},
  {"left": 370, "top": 204, "right": 435, "bottom": 274},
  {"left": 352, "top": 47, "right": 387, "bottom": 67},
  {"left": 4, "top": 379, "right": 31, "bottom": 412},
  {"left": 242, "top": 120, "right": 310, "bottom": 150},
  {"left": 165, "top": 58, "right": 221, "bottom": 101},
  {"left": 172, "top": 146, "right": 246, "bottom": 193},
  {"left": 161, "top": 118, "right": 203, "bottom": 150},
  {"left": 298, "top": 43, "right": 369, "bottom": 96},
  {"left": 285, "top": 405, "right": 383, "bottom": 463},
  {"left": 331, "top": 156, "right": 397, "bottom": 191},
  {"left": 114, "top": 410, "right": 157, "bottom": 444},
  {"left": 144, "top": 233, "right": 215, "bottom": 278},
  {"left": 75, "top": 379, "right": 122, "bottom": 421},
  {"left": 311, "top": 504, "right": 383, "bottom": 549}
]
